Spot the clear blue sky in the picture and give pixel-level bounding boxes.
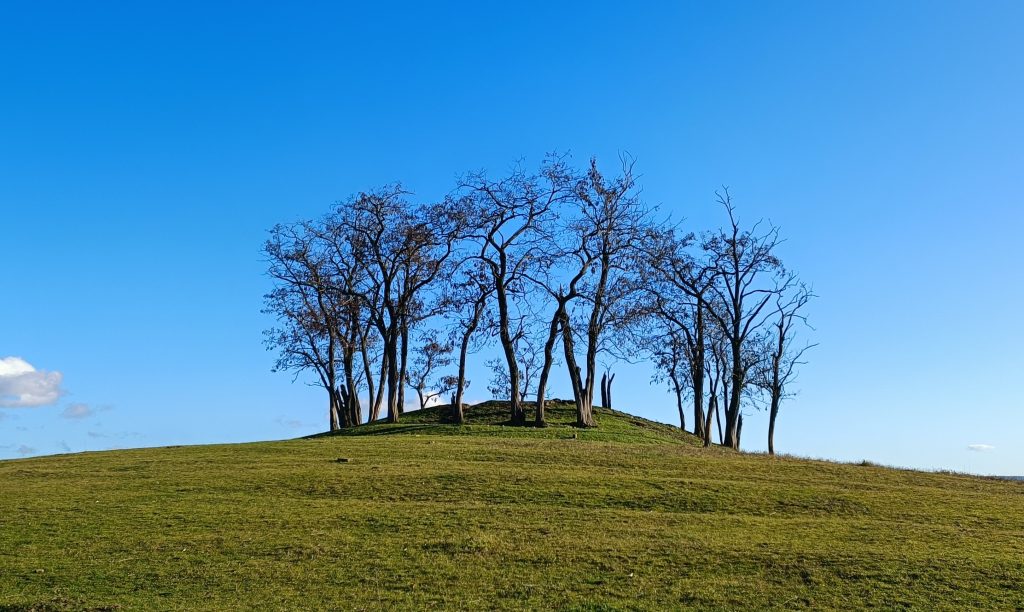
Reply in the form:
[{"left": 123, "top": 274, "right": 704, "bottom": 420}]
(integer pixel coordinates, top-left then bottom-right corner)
[{"left": 2, "top": 1, "right": 1021, "bottom": 474}]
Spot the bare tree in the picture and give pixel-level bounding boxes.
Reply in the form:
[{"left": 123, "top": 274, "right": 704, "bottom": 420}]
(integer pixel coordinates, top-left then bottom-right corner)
[
  {"left": 643, "top": 226, "right": 719, "bottom": 438},
  {"left": 407, "top": 331, "right": 455, "bottom": 411},
  {"left": 558, "top": 157, "right": 650, "bottom": 427},
  {"left": 263, "top": 221, "right": 360, "bottom": 430},
  {"left": 755, "top": 284, "right": 816, "bottom": 455},
  {"left": 702, "top": 191, "right": 787, "bottom": 449},
  {"left": 337, "top": 187, "right": 462, "bottom": 424},
  {"left": 461, "top": 157, "right": 575, "bottom": 425},
  {"left": 442, "top": 260, "right": 494, "bottom": 423}
]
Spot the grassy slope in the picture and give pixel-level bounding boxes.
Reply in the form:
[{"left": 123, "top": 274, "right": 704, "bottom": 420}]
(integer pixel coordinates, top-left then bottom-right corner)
[{"left": 1, "top": 401, "right": 1022, "bottom": 611}]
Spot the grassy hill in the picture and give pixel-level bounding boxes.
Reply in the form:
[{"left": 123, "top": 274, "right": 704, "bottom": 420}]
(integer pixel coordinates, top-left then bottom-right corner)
[{"left": 1, "top": 401, "right": 1022, "bottom": 610}]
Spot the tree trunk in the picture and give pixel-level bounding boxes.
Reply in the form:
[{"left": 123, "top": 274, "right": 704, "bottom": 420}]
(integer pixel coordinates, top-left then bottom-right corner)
[
  {"left": 723, "top": 341, "right": 743, "bottom": 449},
  {"left": 328, "top": 387, "right": 341, "bottom": 431},
  {"left": 385, "top": 332, "right": 400, "bottom": 424},
  {"left": 671, "top": 374, "right": 685, "bottom": 431},
  {"left": 397, "top": 318, "right": 410, "bottom": 415},
  {"left": 560, "top": 311, "right": 595, "bottom": 427},
  {"left": 453, "top": 332, "right": 471, "bottom": 425},
  {"left": 691, "top": 301, "right": 706, "bottom": 440},
  {"left": 343, "top": 350, "right": 359, "bottom": 427},
  {"left": 703, "top": 394, "right": 716, "bottom": 447},
  {"left": 359, "top": 331, "right": 376, "bottom": 423},
  {"left": 371, "top": 349, "right": 388, "bottom": 422},
  {"left": 454, "top": 299, "right": 485, "bottom": 425},
  {"left": 768, "top": 392, "right": 780, "bottom": 455},
  {"left": 494, "top": 276, "right": 524, "bottom": 425},
  {"left": 716, "top": 387, "right": 725, "bottom": 445},
  {"left": 606, "top": 373, "right": 614, "bottom": 410},
  {"left": 535, "top": 305, "right": 564, "bottom": 427}
]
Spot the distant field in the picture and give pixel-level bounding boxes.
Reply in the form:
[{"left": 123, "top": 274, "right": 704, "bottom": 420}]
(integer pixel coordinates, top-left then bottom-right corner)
[{"left": 1, "top": 401, "right": 1022, "bottom": 610}]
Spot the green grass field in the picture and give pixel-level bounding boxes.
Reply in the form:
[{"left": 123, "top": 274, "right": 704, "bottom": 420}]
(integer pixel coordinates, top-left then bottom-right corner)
[{"left": 2, "top": 401, "right": 1022, "bottom": 610}]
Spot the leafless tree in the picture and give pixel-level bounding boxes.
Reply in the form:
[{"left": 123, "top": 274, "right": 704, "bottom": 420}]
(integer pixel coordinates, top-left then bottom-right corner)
[
  {"left": 702, "top": 191, "right": 787, "bottom": 449},
  {"left": 558, "top": 157, "right": 651, "bottom": 427},
  {"left": 333, "top": 187, "right": 463, "bottom": 424},
  {"left": 441, "top": 260, "right": 495, "bottom": 423},
  {"left": 643, "top": 225, "right": 720, "bottom": 438},
  {"left": 407, "top": 331, "right": 455, "bottom": 411},
  {"left": 460, "top": 157, "right": 575, "bottom": 424},
  {"left": 755, "top": 283, "right": 816, "bottom": 455},
  {"left": 263, "top": 221, "right": 362, "bottom": 429}
]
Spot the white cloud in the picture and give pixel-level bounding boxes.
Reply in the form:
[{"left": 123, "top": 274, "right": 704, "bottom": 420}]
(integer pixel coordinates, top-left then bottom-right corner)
[
  {"left": 16, "top": 444, "right": 36, "bottom": 456},
  {"left": 967, "top": 444, "right": 995, "bottom": 452},
  {"left": 61, "top": 403, "right": 94, "bottom": 419},
  {"left": 0, "top": 357, "right": 64, "bottom": 408}
]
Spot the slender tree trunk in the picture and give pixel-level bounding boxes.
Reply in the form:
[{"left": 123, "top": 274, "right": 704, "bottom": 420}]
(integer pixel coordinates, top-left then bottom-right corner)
[
  {"left": 397, "top": 318, "right": 410, "bottom": 415},
  {"left": 385, "top": 332, "right": 400, "bottom": 424},
  {"left": 360, "top": 334, "right": 375, "bottom": 422},
  {"left": 703, "top": 394, "right": 716, "bottom": 447},
  {"left": 336, "top": 384, "right": 349, "bottom": 428},
  {"left": 768, "top": 392, "right": 780, "bottom": 455},
  {"left": 372, "top": 349, "right": 388, "bottom": 422},
  {"left": 716, "top": 383, "right": 725, "bottom": 446},
  {"left": 493, "top": 274, "right": 525, "bottom": 424},
  {"left": 560, "top": 312, "right": 595, "bottom": 427},
  {"left": 535, "top": 304, "right": 565, "bottom": 427},
  {"left": 454, "top": 300, "right": 485, "bottom": 425},
  {"left": 328, "top": 386, "right": 340, "bottom": 431},
  {"left": 607, "top": 373, "right": 614, "bottom": 410},
  {"left": 691, "top": 302, "right": 706, "bottom": 440},
  {"left": 671, "top": 373, "right": 685, "bottom": 431},
  {"left": 453, "top": 331, "right": 471, "bottom": 425},
  {"left": 723, "top": 339, "right": 743, "bottom": 449}
]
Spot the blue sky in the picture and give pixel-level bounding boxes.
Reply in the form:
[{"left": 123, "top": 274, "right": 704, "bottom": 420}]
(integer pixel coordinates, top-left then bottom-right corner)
[{"left": 2, "top": 1, "right": 1021, "bottom": 474}]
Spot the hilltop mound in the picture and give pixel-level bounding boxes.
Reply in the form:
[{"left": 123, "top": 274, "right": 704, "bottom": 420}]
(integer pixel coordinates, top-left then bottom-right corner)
[
  {"left": 1, "top": 404, "right": 1022, "bottom": 610},
  {"left": 319, "top": 399, "right": 705, "bottom": 446}
]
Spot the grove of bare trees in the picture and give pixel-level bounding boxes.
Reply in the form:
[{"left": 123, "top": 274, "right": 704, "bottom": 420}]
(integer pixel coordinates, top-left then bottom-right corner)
[{"left": 263, "top": 155, "right": 814, "bottom": 454}]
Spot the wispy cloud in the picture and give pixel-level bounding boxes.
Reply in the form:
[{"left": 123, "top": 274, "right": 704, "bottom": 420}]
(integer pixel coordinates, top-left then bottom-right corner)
[
  {"left": 275, "top": 416, "right": 316, "bottom": 429},
  {"left": 967, "top": 444, "right": 995, "bottom": 452},
  {"left": 16, "top": 445, "right": 36, "bottom": 456},
  {"left": 0, "top": 357, "right": 64, "bottom": 408},
  {"left": 61, "top": 403, "right": 94, "bottom": 419}
]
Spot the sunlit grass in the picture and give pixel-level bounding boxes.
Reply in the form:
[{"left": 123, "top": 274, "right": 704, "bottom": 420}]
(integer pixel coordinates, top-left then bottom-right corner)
[{"left": 1, "top": 402, "right": 1021, "bottom": 610}]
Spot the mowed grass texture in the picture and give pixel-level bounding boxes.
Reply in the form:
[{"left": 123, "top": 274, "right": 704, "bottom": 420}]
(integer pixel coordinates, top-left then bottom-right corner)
[{"left": 1, "top": 402, "right": 1022, "bottom": 610}]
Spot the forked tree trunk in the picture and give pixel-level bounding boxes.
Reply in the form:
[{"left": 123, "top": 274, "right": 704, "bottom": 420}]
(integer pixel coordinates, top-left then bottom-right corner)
[
  {"left": 703, "top": 394, "right": 716, "bottom": 447},
  {"left": 600, "top": 372, "right": 615, "bottom": 410},
  {"left": 360, "top": 335, "right": 376, "bottom": 423},
  {"left": 560, "top": 311, "right": 596, "bottom": 427},
  {"left": 454, "top": 299, "right": 485, "bottom": 425},
  {"left": 371, "top": 350, "right": 388, "bottom": 422},
  {"left": 328, "top": 387, "right": 341, "bottom": 431},
  {"left": 536, "top": 301, "right": 568, "bottom": 427}
]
